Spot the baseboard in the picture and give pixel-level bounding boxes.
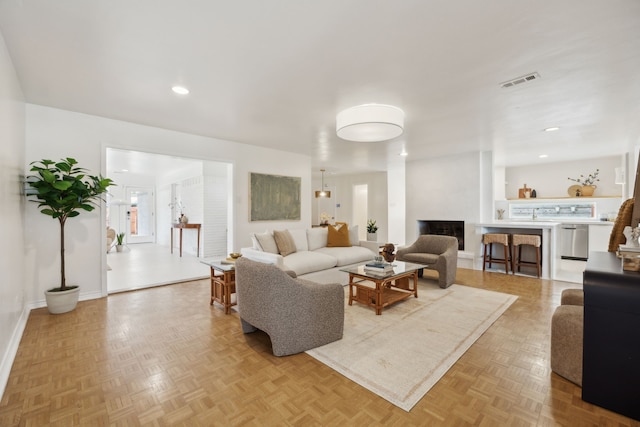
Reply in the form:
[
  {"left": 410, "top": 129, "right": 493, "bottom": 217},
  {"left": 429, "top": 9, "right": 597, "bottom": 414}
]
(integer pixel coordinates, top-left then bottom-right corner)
[
  {"left": 0, "top": 305, "right": 31, "bottom": 401},
  {"left": 458, "top": 250, "right": 475, "bottom": 269}
]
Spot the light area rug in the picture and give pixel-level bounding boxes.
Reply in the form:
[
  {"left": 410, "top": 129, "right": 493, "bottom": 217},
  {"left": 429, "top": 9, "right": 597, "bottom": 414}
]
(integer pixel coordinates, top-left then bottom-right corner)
[{"left": 305, "top": 281, "right": 518, "bottom": 411}]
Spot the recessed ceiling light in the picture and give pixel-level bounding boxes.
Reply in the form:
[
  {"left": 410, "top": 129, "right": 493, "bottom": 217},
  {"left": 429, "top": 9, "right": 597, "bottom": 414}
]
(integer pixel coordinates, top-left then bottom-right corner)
[
  {"left": 544, "top": 127, "right": 559, "bottom": 132},
  {"left": 539, "top": 154, "right": 548, "bottom": 158},
  {"left": 171, "top": 86, "right": 189, "bottom": 95}
]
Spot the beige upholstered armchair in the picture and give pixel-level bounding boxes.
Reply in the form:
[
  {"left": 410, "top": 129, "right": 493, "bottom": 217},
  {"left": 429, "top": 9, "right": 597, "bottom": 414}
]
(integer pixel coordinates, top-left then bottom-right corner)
[
  {"left": 234, "top": 257, "right": 344, "bottom": 356},
  {"left": 106, "top": 227, "right": 116, "bottom": 253},
  {"left": 395, "top": 235, "right": 458, "bottom": 288}
]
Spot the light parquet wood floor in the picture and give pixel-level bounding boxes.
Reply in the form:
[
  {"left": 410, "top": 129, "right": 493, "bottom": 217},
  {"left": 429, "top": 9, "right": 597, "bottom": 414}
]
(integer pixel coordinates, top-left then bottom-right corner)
[{"left": 1, "top": 269, "right": 638, "bottom": 426}]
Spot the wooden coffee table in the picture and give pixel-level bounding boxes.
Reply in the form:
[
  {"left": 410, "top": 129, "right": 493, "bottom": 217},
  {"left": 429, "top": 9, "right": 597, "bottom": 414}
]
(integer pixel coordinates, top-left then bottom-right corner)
[{"left": 341, "top": 261, "right": 427, "bottom": 315}]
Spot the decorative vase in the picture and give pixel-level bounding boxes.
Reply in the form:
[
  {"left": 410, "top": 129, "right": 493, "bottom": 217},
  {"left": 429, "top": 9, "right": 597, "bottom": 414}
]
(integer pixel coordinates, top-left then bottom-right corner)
[
  {"left": 581, "top": 185, "right": 596, "bottom": 197},
  {"left": 180, "top": 214, "right": 189, "bottom": 224},
  {"left": 116, "top": 245, "right": 123, "bottom": 252},
  {"left": 367, "top": 232, "right": 377, "bottom": 242},
  {"left": 45, "top": 286, "right": 80, "bottom": 314}
]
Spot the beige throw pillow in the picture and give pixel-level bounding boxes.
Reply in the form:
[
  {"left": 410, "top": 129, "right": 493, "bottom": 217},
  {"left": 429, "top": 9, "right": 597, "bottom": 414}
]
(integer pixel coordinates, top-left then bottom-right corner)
[
  {"left": 255, "top": 231, "right": 279, "bottom": 254},
  {"left": 273, "top": 230, "right": 297, "bottom": 256}
]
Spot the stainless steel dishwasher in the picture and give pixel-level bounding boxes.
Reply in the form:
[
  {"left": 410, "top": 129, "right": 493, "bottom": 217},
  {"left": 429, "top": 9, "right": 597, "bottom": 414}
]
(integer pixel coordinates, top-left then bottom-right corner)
[{"left": 560, "top": 224, "right": 589, "bottom": 260}]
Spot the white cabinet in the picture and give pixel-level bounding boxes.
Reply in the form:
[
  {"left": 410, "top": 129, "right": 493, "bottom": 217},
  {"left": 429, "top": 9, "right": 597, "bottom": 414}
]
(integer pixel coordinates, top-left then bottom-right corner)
[{"left": 589, "top": 223, "right": 614, "bottom": 253}]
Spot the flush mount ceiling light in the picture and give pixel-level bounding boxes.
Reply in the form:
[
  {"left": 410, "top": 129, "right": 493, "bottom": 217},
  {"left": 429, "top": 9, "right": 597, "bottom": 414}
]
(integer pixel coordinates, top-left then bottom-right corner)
[
  {"left": 336, "top": 104, "right": 404, "bottom": 142},
  {"left": 544, "top": 127, "right": 559, "bottom": 132},
  {"left": 315, "top": 169, "right": 331, "bottom": 198},
  {"left": 171, "top": 86, "right": 189, "bottom": 95}
]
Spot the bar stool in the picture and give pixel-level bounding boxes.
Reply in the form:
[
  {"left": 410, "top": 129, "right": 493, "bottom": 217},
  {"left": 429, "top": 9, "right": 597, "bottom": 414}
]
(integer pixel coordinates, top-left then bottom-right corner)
[
  {"left": 511, "top": 234, "right": 542, "bottom": 277},
  {"left": 482, "top": 233, "right": 511, "bottom": 273}
]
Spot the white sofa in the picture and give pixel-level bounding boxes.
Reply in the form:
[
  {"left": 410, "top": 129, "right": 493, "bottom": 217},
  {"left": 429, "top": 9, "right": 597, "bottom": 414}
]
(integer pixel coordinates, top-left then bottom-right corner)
[{"left": 241, "top": 226, "right": 378, "bottom": 279}]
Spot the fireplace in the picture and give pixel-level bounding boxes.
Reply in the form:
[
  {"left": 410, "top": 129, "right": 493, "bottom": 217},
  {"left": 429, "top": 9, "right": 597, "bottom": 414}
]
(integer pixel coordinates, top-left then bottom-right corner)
[{"left": 417, "top": 220, "right": 464, "bottom": 251}]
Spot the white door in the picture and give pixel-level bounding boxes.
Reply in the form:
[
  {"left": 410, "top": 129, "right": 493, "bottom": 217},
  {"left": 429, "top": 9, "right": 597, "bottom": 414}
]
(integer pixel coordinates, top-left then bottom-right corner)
[
  {"left": 126, "top": 186, "right": 155, "bottom": 244},
  {"left": 353, "top": 184, "right": 368, "bottom": 241}
]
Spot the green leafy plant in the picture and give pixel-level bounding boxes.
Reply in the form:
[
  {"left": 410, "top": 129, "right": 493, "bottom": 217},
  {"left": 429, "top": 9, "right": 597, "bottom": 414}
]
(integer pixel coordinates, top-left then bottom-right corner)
[
  {"left": 367, "top": 219, "right": 378, "bottom": 233},
  {"left": 27, "top": 158, "right": 115, "bottom": 291},
  {"left": 116, "top": 232, "right": 125, "bottom": 245},
  {"left": 568, "top": 169, "right": 600, "bottom": 186}
]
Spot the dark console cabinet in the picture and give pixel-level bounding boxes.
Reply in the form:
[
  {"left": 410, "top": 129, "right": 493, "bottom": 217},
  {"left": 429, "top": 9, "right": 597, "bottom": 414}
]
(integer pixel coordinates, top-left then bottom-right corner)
[{"left": 582, "top": 251, "right": 640, "bottom": 421}]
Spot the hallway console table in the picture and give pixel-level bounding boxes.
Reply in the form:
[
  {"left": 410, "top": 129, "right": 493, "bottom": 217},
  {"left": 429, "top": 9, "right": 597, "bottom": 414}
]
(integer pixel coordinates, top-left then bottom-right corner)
[{"left": 171, "top": 223, "right": 201, "bottom": 257}]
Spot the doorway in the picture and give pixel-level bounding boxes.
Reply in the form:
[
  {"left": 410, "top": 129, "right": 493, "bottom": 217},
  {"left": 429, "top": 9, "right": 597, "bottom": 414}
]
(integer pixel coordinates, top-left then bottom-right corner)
[
  {"left": 105, "top": 148, "right": 232, "bottom": 294},
  {"left": 125, "top": 186, "right": 155, "bottom": 244}
]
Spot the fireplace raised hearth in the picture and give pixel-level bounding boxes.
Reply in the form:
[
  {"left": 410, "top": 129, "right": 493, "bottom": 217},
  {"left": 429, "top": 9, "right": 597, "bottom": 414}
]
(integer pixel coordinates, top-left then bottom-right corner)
[{"left": 417, "top": 220, "right": 464, "bottom": 251}]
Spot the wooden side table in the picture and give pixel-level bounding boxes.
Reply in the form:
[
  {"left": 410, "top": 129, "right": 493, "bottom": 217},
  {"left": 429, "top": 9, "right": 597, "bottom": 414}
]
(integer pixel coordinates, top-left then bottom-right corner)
[
  {"left": 171, "top": 223, "right": 201, "bottom": 257},
  {"left": 202, "top": 260, "right": 236, "bottom": 314}
]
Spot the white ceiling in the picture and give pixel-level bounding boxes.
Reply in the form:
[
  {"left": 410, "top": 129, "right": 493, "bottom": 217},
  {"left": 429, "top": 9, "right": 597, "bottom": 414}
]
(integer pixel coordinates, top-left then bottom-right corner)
[{"left": 2, "top": 0, "right": 640, "bottom": 176}]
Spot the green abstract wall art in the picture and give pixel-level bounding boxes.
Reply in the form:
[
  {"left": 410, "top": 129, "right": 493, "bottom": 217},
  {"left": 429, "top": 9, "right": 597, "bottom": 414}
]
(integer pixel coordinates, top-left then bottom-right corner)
[{"left": 250, "top": 173, "right": 301, "bottom": 221}]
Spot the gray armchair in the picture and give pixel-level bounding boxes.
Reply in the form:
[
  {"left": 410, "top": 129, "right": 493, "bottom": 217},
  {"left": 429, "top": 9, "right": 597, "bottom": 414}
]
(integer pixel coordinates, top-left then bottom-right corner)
[
  {"left": 395, "top": 235, "right": 458, "bottom": 288},
  {"left": 235, "top": 257, "right": 344, "bottom": 356}
]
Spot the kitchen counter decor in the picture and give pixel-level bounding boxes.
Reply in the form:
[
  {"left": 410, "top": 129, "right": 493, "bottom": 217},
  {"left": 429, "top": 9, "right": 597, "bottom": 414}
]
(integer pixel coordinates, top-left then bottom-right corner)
[{"left": 568, "top": 169, "right": 599, "bottom": 197}]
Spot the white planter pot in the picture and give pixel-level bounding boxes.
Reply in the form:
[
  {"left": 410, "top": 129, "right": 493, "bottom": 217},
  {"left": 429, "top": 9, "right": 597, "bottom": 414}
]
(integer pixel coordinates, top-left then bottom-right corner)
[
  {"left": 45, "top": 286, "right": 80, "bottom": 314},
  {"left": 367, "top": 232, "right": 377, "bottom": 241},
  {"left": 116, "top": 245, "right": 124, "bottom": 252}
]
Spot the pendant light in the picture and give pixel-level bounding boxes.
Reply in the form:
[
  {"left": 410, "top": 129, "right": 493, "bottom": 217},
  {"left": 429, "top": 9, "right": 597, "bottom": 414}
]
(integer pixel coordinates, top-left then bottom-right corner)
[{"left": 315, "top": 169, "right": 331, "bottom": 198}]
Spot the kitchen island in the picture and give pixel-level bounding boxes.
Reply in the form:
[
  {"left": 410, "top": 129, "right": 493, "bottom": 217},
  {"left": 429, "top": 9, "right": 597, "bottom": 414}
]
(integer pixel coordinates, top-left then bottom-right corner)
[
  {"left": 476, "top": 220, "right": 614, "bottom": 280},
  {"left": 476, "top": 221, "right": 559, "bottom": 279}
]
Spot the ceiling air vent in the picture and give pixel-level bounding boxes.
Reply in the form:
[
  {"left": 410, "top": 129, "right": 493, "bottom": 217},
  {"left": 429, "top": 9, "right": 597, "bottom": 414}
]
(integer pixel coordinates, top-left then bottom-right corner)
[{"left": 500, "top": 72, "right": 540, "bottom": 89}]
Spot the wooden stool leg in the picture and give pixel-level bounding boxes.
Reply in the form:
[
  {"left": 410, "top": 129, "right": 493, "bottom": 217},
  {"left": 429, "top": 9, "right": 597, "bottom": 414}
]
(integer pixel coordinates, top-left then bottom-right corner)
[
  {"left": 536, "top": 246, "right": 541, "bottom": 277},
  {"left": 483, "top": 244, "right": 488, "bottom": 271},
  {"left": 489, "top": 243, "right": 494, "bottom": 268},
  {"left": 503, "top": 245, "right": 509, "bottom": 273}
]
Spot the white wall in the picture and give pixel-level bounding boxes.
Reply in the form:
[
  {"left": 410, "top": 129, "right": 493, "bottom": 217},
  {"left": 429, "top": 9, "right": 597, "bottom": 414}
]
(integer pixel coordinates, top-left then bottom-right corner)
[
  {"left": 25, "top": 104, "right": 312, "bottom": 306},
  {"left": 313, "top": 172, "right": 388, "bottom": 242},
  {"left": 405, "top": 152, "right": 484, "bottom": 253},
  {"left": 387, "top": 158, "right": 406, "bottom": 246},
  {"left": 0, "top": 30, "right": 27, "bottom": 400},
  {"left": 505, "top": 156, "right": 623, "bottom": 199}
]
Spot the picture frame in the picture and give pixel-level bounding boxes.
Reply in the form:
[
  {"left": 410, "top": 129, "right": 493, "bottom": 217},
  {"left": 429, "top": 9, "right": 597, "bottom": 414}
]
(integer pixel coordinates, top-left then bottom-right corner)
[{"left": 249, "top": 172, "right": 301, "bottom": 221}]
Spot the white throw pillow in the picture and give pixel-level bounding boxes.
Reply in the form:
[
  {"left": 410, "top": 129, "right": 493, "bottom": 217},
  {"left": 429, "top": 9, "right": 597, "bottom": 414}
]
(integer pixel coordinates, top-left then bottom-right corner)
[
  {"left": 349, "top": 225, "right": 359, "bottom": 246},
  {"left": 288, "top": 229, "right": 309, "bottom": 252},
  {"left": 250, "top": 233, "right": 263, "bottom": 251},
  {"left": 254, "top": 230, "right": 279, "bottom": 254},
  {"left": 307, "top": 227, "right": 328, "bottom": 251}
]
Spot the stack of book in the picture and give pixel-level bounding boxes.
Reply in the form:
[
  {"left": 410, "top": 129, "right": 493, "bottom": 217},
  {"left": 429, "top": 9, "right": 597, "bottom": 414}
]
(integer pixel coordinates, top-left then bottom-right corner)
[
  {"left": 618, "top": 245, "right": 640, "bottom": 272},
  {"left": 364, "top": 262, "right": 394, "bottom": 274}
]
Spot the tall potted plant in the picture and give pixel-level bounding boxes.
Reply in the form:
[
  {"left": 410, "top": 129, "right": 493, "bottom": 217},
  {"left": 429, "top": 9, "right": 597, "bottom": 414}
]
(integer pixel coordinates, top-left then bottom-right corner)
[{"left": 27, "top": 158, "right": 115, "bottom": 314}]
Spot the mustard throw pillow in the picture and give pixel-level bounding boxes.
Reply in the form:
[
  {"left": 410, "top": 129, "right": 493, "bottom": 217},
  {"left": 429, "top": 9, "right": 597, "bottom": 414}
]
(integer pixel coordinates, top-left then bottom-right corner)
[
  {"left": 327, "top": 222, "right": 351, "bottom": 247},
  {"left": 273, "top": 229, "right": 297, "bottom": 256}
]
